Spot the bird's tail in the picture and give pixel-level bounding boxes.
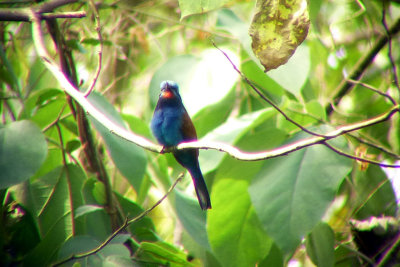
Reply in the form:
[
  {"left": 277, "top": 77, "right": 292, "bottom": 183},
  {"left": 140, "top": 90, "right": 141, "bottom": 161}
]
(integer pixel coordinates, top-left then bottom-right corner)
[{"left": 188, "top": 166, "right": 211, "bottom": 210}]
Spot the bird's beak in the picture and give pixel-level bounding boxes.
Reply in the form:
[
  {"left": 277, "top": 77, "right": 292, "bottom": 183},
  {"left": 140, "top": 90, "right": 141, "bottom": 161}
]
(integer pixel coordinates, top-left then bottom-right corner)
[
  {"left": 160, "top": 83, "right": 173, "bottom": 98},
  {"left": 161, "top": 90, "right": 173, "bottom": 98}
]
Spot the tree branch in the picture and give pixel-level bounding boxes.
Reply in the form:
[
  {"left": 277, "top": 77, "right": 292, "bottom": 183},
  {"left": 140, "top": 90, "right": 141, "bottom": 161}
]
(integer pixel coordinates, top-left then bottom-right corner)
[
  {"left": 0, "top": 0, "right": 83, "bottom": 21},
  {"left": 30, "top": 10, "right": 400, "bottom": 168},
  {"left": 52, "top": 174, "right": 184, "bottom": 267}
]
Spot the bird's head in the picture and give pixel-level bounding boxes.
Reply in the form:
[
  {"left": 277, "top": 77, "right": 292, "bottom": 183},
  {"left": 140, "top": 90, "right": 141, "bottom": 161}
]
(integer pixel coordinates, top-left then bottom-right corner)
[{"left": 159, "top": 80, "right": 181, "bottom": 100}]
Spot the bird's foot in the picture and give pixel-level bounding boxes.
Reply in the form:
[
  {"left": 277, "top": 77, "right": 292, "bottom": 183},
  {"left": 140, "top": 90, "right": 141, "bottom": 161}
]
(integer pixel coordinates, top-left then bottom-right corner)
[{"left": 160, "top": 146, "right": 166, "bottom": 154}]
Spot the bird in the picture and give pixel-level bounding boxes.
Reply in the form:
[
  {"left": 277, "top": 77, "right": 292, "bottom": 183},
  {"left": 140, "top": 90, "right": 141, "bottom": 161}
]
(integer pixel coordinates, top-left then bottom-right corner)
[{"left": 150, "top": 80, "right": 211, "bottom": 210}]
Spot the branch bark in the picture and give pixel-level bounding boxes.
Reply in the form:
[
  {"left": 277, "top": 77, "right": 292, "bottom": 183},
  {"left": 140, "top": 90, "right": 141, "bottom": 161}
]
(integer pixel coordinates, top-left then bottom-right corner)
[
  {"left": 29, "top": 9, "right": 400, "bottom": 168},
  {"left": 0, "top": 0, "right": 83, "bottom": 21}
]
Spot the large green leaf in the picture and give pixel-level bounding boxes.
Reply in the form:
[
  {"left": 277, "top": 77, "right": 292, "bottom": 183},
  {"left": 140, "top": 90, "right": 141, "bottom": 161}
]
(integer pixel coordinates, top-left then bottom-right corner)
[
  {"left": 249, "top": 0, "right": 310, "bottom": 72},
  {"left": 19, "top": 165, "right": 86, "bottom": 266},
  {"left": 149, "top": 50, "right": 238, "bottom": 116},
  {"left": 249, "top": 136, "right": 352, "bottom": 255},
  {"left": 0, "top": 120, "right": 47, "bottom": 189},
  {"left": 208, "top": 178, "right": 272, "bottom": 267},
  {"left": 88, "top": 92, "right": 147, "bottom": 192}
]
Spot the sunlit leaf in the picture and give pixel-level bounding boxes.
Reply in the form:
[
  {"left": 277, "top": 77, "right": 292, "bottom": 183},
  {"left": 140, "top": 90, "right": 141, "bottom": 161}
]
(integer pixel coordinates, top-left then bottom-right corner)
[
  {"left": 249, "top": 0, "right": 310, "bottom": 71},
  {"left": 150, "top": 50, "right": 239, "bottom": 116},
  {"left": 208, "top": 178, "right": 272, "bottom": 267}
]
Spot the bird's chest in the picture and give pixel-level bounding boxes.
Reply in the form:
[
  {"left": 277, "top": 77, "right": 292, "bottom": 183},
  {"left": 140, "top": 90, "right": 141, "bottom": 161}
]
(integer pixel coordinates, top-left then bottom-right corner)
[{"left": 152, "top": 107, "right": 184, "bottom": 146}]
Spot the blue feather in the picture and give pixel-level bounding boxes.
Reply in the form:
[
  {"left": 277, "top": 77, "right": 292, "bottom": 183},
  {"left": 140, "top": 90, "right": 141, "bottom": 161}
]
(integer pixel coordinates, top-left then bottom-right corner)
[{"left": 151, "top": 81, "right": 211, "bottom": 210}]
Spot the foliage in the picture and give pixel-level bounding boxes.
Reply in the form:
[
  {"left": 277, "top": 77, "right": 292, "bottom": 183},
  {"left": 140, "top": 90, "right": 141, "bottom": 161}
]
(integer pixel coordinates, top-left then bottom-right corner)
[{"left": 1, "top": 0, "right": 400, "bottom": 266}]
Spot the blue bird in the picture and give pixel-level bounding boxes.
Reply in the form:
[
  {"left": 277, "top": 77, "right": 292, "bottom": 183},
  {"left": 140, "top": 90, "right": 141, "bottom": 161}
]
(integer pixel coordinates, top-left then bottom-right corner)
[{"left": 151, "top": 81, "right": 211, "bottom": 210}]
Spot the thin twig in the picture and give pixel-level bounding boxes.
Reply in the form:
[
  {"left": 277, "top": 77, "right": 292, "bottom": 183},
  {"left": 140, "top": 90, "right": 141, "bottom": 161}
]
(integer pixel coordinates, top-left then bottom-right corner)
[
  {"left": 211, "top": 40, "right": 327, "bottom": 138},
  {"left": 288, "top": 105, "right": 400, "bottom": 160},
  {"left": 328, "top": 17, "right": 400, "bottom": 114},
  {"left": 323, "top": 141, "right": 399, "bottom": 168},
  {"left": 347, "top": 79, "right": 396, "bottom": 105},
  {"left": 52, "top": 174, "right": 184, "bottom": 267},
  {"left": 376, "top": 232, "right": 400, "bottom": 267},
  {"left": 382, "top": 1, "right": 400, "bottom": 93},
  {"left": 83, "top": 0, "right": 103, "bottom": 97},
  {"left": 339, "top": 243, "right": 375, "bottom": 265},
  {"left": 41, "top": 11, "right": 86, "bottom": 19},
  {"left": 0, "top": 0, "right": 83, "bottom": 21}
]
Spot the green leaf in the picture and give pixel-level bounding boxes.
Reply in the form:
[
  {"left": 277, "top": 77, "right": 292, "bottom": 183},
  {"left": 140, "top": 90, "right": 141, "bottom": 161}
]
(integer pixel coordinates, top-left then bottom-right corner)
[
  {"left": 138, "top": 241, "right": 193, "bottom": 266},
  {"left": 82, "top": 178, "right": 112, "bottom": 241},
  {"left": 267, "top": 44, "right": 310, "bottom": 95},
  {"left": 258, "top": 243, "right": 284, "bottom": 267},
  {"left": 193, "top": 86, "right": 235, "bottom": 138},
  {"left": 75, "top": 205, "right": 104, "bottom": 219},
  {"left": 0, "top": 120, "right": 47, "bottom": 189},
  {"left": 20, "top": 165, "right": 86, "bottom": 266},
  {"left": 4, "top": 205, "right": 41, "bottom": 258},
  {"left": 99, "top": 243, "right": 131, "bottom": 258},
  {"left": 66, "top": 140, "right": 81, "bottom": 153},
  {"left": 175, "top": 190, "right": 209, "bottom": 249},
  {"left": 150, "top": 50, "right": 238, "bottom": 116},
  {"left": 179, "top": 0, "right": 231, "bottom": 19},
  {"left": 249, "top": 133, "right": 352, "bottom": 255},
  {"left": 30, "top": 97, "right": 68, "bottom": 129},
  {"left": 353, "top": 165, "right": 397, "bottom": 219},
  {"left": 200, "top": 108, "right": 275, "bottom": 173},
  {"left": 122, "top": 113, "right": 152, "bottom": 139},
  {"left": 58, "top": 235, "right": 101, "bottom": 265},
  {"left": 102, "top": 255, "right": 134, "bottom": 266},
  {"left": 208, "top": 178, "right": 272, "bottom": 267},
  {"left": 306, "top": 99, "right": 326, "bottom": 121},
  {"left": 88, "top": 92, "right": 147, "bottom": 192},
  {"left": 249, "top": 0, "right": 310, "bottom": 72},
  {"left": 115, "top": 192, "right": 157, "bottom": 242},
  {"left": 216, "top": 9, "right": 255, "bottom": 63},
  {"left": 149, "top": 55, "right": 198, "bottom": 108},
  {"left": 66, "top": 39, "right": 87, "bottom": 53},
  {"left": 241, "top": 59, "right": 285, "bottom": 98},
  {"left": 306, "top": 222, "right": 335, "bottom": 267}
]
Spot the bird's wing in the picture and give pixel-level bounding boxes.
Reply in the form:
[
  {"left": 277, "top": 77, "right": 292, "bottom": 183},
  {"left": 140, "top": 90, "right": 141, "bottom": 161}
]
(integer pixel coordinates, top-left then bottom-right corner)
[{"left": 180, "top": 109, "right": 197, "bottom": 141}]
